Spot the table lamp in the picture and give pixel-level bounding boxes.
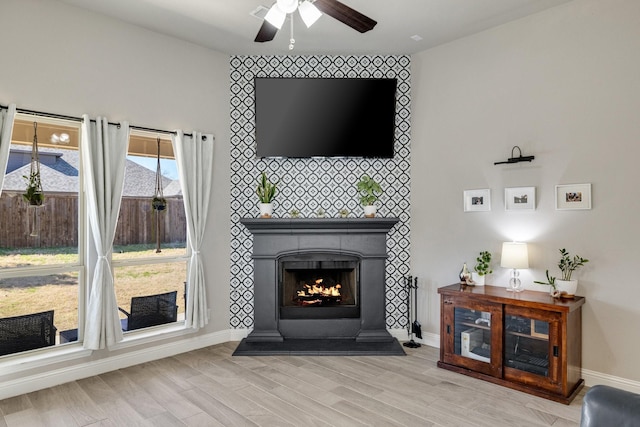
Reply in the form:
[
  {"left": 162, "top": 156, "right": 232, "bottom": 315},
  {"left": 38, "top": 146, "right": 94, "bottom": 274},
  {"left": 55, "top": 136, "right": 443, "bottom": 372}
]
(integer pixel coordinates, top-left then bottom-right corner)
[{"left": 501, "top": 242, "right": 529, "bottom": 292}]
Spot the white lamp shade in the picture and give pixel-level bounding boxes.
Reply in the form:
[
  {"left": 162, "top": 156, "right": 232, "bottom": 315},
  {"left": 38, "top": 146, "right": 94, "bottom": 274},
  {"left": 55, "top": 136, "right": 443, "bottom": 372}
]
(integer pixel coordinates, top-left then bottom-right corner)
[
  {"left": 299, "top": 1, "right": 322, "bottom": 27},
  {"left": 501, "top": 242, "right": 529, "bottom": 269},
  {"left": 277, "top": 0, "right": 299, "bottom": 14},
  {"left": 265, "top": 4, "right": 286, "bottom": 29}
]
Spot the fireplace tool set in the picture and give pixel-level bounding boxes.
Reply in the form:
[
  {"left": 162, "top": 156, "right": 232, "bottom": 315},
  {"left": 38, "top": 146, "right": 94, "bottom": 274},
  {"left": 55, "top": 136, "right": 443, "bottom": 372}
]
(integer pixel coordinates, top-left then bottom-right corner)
[{"left": 403, "top": 275, "right": 422, "bottom": 348}]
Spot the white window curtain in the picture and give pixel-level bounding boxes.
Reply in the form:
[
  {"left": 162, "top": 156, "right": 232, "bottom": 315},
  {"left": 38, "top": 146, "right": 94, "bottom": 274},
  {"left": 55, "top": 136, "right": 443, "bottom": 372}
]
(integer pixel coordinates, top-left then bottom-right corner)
[
  {"left": 81, "top": 116, "right": 130, "bottom": 349},
  {"left": 172, "top": 130, "right": 214, "bottom": 329},
  {"left": 0, "top": 104, "right": 17, "bottom": 197}
]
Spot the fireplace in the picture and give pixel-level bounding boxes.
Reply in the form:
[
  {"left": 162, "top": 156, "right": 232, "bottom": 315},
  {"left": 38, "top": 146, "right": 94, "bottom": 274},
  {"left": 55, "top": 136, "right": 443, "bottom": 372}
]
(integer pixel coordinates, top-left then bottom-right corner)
[
  {"left": 280, "top": 254, "right": 360, "bottom": 320},
  {"left": 234, "top": 217, "right": 404, "bottom": 355}
]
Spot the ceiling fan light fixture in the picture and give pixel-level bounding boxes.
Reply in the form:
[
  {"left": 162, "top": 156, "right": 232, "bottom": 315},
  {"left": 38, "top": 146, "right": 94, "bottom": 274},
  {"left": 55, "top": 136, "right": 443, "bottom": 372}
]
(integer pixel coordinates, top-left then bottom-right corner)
[
  {"left": 276, "top": 0, "right": 298, "bottom": 14},
  {"left": 298, "top": 1, "right": 322, "bottom": 28},
  {"left": 264, "top": 4, "right": 286, "bottom": 29}
]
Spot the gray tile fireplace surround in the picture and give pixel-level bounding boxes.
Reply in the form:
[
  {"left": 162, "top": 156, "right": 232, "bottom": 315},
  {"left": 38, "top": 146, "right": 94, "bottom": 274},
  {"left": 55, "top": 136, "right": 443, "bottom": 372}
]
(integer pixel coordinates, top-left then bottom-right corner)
[{"left": 233, "top": 218, "right": 405, "bottom": 356}]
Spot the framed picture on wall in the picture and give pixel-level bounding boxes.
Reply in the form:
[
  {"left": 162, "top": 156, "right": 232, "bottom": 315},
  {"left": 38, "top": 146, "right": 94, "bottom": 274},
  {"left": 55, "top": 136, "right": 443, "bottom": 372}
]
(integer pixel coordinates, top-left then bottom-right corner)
[
  {"left": 464, "top": 189, "right": 491, "bottom": 212},
  {"left": 556, "top": 183, "right": 592, "bottom": 210},
  {"left": 505, "top": 186, "right": 536, "bottom": 211}
]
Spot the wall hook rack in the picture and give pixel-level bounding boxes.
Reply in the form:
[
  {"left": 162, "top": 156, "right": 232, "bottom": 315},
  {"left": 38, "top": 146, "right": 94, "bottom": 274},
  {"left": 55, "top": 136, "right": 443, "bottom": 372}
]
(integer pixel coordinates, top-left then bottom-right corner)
[{"left": 494, "top": 146, "right": 535, "bottom": 165}]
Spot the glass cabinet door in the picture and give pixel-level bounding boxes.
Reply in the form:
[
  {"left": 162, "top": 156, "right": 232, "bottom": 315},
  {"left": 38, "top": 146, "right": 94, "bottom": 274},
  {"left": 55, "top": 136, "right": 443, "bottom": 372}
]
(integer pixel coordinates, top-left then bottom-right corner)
[
  {"left": 454, "top": 307, "right": 492, "bottom": 363},
  {"left": 441, "top": 297, "right": 501, "bottom": 377},
  {"left": 504, "top": 315, "right": 550, "bottom": 376},
  {"left": 503, "top": 307, "right": 561, "bottom": 392}
]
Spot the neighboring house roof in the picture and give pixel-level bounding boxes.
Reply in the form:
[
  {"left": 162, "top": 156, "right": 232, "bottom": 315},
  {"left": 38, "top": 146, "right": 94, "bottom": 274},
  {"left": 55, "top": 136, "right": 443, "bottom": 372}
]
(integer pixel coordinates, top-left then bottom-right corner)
[{"left": 2, "top": 145, "right": 180, "bottom": 197}]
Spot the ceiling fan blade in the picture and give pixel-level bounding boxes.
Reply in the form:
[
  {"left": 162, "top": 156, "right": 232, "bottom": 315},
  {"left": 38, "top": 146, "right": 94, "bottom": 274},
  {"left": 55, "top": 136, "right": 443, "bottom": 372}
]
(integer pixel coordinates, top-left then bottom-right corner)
[
  {"left": 313, "top": 0, "right": 377, "bottom": 33},
  {"left": 255, "top": 20, "right": 279, "bottom": 42}
]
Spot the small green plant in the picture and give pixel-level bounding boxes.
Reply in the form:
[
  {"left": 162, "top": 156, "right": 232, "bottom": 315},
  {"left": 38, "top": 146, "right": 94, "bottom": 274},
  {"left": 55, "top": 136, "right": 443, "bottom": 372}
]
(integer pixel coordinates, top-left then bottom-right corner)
[
  {"left": 256, "top": 172, "right": 278, "bottom": 203},
  {"left": 23, "top": 172, "right": 44, "bottom": 206},
  {"left": 152, "top": 196, "right": 167, "bottom": 211},
  {"left": 339, "top": 208, "right": 349, "bottom": 218},
  {"left": 534, "top": 270, "right": 557, "bottom": 288},
  {"left": 474, "top": 251, "right": 493, "bottom": 276},
  {"left": 558, "top": 248, "right": 589, "bottom": 280},
  {"left": 356, "top": 174, "right": 382, "bottom": 206},
  {"left": 290, "top": 209, "right": 300, "bottom": 218}
]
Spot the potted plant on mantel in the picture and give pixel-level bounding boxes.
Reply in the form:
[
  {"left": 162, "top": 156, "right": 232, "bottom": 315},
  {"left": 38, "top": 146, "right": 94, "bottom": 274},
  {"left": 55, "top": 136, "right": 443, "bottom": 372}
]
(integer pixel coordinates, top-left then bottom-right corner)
[
  {"left": 256, "top": 171, "right": 278, "bottom": 218},
  {"left": 356, "top": 174, "right": 382, "bottom": 218},
  {"left": 472, "top": 251, "right": 492, "bottom": 286},
  {"left": 535, "top": 248, "right": 589, "bottom": 298}
]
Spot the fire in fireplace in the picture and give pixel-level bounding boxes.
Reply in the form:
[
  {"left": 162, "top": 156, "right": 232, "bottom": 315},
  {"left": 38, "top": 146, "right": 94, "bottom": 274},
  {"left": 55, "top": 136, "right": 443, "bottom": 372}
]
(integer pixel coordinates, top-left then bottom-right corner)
[
  {"left": 295, "top": 279, "right": 342, "bottom": 306},
  {"left": 279, "top": 254, "right": 359, "bottom": 319}
]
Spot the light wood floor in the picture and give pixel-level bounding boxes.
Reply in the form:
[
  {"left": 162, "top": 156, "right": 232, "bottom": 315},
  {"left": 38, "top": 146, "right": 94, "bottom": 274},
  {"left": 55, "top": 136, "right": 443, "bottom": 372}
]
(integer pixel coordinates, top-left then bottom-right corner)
[{"left": 0, "top": 342, "right": 584, "bottom": 426}]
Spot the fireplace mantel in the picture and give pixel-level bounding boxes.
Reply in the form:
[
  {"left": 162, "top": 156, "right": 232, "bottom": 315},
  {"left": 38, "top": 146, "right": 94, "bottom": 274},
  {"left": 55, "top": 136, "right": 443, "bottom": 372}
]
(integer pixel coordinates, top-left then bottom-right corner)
[
  {"left": 240, "top": 217, "right": 399, "bottom": 234},
  {"left": 240, "top": 217, "right": 399, "bottom": 346}
]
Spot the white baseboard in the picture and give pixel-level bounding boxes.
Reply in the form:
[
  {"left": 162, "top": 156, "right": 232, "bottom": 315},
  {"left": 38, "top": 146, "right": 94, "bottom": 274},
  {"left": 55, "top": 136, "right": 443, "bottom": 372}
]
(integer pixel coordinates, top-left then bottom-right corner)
[
  {"left": 582, "top": 368, "right": 640, "bottom": 394},
  {"left": 388, "top": 328, "right": 440, "bottom": 348},
  {"left": 2, "top": 329, "right": 638, "bottom": 401}
]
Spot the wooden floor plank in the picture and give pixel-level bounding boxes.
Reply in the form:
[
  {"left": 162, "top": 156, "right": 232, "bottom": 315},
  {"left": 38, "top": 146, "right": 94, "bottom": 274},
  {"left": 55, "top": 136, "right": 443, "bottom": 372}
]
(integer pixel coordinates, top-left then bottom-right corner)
[
  {"left": 4, "top": 408, "right": 46, "bottom": 427},
  {"left": 0, "top": 343, "right": 583, "bottom": 426}
]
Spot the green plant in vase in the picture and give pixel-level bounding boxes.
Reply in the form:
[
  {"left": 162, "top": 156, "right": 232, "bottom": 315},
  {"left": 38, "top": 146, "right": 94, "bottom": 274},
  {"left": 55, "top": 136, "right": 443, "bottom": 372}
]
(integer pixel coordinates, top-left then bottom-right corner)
[
  {"left": 256, "top": 172, "right": 278, "bottom": 218},
  {"left": 558, "top": 248, "right": 589, "bottom": 280},
  {"left": 472, "top": 251, "right": 492, "bottom": 285},
  {"left": 536, "top": 248, "right": 589, "bottom": 298},
  {"left": 534, "top": 270, "right": 560, "bottom": 298},
  {"left": 356, "top": 174, "right": 382, "bottom": 217}
]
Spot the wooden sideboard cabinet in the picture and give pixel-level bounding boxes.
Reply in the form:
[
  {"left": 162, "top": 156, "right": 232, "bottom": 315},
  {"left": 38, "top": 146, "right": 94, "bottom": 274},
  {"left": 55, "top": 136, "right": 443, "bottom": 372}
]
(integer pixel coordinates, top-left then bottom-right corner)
[{"left": 437, "top": 284, "right": 584, "bottom": 404}]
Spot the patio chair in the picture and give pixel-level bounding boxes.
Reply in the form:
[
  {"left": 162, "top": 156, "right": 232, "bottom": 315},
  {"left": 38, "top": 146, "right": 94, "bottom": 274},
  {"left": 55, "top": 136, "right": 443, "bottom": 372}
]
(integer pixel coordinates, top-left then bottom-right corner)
[
  {"left": 119, "top": 291, "right": 178, "bottom": 331},
  {"left": 0, "top": 310, "right": 57, "bottom": 356}
]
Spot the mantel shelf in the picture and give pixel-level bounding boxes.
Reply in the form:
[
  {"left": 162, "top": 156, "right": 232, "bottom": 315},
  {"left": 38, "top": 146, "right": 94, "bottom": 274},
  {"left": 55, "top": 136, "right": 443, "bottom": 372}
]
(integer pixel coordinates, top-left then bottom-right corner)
[{"left": 240, "top": 217, "right": 399, "bottom": 234}]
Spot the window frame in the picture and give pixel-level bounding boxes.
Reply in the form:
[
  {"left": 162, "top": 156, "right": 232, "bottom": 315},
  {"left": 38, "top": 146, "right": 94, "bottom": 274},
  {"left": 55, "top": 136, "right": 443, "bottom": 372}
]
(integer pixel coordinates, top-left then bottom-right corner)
[
  {"left": 110, "top": 131, "right": 190, "bottom": 338},
  {"left": 0, "top": 113, "right": 86, "bottom": 356}
]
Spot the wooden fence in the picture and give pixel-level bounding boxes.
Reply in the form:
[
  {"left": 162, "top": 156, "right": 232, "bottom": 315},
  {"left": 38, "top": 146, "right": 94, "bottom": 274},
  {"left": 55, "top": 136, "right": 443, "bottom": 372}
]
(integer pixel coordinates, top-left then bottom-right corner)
[{"left": 0, "top": 192, "right": 186, "bottom": 249}]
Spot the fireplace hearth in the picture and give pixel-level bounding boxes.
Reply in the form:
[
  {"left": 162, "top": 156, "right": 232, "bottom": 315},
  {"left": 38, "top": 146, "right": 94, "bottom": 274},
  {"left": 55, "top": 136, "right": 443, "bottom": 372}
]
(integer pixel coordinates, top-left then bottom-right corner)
[{"left": 233, "top": 218, "right": 404, "bottom": 356}]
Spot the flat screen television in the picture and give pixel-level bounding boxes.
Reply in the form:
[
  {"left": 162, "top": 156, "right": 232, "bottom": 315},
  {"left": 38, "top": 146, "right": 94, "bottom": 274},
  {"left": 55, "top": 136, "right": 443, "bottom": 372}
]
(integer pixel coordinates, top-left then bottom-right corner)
[{"left": 254, "top": 77, "right": 397, "bottom": 158}]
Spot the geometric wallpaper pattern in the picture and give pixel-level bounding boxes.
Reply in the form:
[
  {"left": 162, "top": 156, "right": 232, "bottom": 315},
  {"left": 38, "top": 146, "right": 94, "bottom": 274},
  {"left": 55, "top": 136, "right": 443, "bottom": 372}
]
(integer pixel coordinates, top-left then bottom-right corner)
[{"left": 229, "top": 55, "right": 411, "bottom": 330}]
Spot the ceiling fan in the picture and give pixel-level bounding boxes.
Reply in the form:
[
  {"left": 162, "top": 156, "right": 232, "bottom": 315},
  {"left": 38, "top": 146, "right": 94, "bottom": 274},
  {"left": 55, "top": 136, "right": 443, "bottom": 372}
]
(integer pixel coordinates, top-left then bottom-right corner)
[{"left": 255, "top": 0, "right": 377, "bottom": 47}]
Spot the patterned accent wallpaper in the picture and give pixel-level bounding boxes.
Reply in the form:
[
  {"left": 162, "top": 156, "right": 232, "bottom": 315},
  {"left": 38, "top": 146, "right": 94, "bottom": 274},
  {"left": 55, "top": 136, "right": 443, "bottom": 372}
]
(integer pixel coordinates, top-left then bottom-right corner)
[{"left": 229, "top": 55, "right": 411, "bottom": 330}]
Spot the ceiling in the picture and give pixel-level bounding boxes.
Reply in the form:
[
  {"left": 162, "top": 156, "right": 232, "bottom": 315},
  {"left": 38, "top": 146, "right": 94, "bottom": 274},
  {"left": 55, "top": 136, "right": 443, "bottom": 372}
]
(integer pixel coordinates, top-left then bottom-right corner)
[{"left": 58, "top": 0, "right": 573, "bottom": 56}]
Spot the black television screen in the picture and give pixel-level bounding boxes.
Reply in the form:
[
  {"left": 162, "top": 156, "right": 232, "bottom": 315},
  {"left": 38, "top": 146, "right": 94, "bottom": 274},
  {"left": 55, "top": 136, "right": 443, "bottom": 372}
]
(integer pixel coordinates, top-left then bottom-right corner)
[{"left": 254, "top": 77, "right": 397, "bottom": 158}]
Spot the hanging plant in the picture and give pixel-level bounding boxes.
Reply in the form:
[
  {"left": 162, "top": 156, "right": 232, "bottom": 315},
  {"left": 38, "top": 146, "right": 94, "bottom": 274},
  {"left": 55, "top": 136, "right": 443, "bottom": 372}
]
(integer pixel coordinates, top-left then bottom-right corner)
[
  {"left": 23, "top": 122, "right": 45, "bottom": 238},
  {"left": 152, "top": 137, "right": 166, "bottom": 253},
  {"left": 23, "top": 122, "right": 45, "bottom": 206},
  {"left": 152, "top": 195, "right": 167, "bottom": 211}
]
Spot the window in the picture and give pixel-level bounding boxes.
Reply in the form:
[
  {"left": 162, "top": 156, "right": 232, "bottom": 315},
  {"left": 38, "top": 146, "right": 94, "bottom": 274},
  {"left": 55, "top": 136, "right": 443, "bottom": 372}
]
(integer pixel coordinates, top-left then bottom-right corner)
[
  {"left": 1, "top": 114, "right": 189, "bottom": 357},
  {"left": 0, "top": 115, "right": 83, "bottom": 355},
  {"left": 112, "top": 132, "right": 188, "bottom": 333}
]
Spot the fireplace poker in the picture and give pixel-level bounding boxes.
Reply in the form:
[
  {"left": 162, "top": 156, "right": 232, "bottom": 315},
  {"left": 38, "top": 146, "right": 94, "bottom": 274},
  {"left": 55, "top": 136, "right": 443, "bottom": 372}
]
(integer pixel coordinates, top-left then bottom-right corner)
[
  {"left": 403, "top": 276, "right": 421, "bottom": 348},
  {"left": 411, "top": 277, "right": 422, "bottom": 340}
]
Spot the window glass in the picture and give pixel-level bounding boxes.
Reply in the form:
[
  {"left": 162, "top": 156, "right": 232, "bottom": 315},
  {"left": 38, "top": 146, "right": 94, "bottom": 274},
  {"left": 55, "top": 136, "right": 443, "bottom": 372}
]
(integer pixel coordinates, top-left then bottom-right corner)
[
  {"left": 112, "top": 133, "right": 188, "bottom": 332},
  {"left": 0, "top": 115, "right": 82, "bottom": 354}
]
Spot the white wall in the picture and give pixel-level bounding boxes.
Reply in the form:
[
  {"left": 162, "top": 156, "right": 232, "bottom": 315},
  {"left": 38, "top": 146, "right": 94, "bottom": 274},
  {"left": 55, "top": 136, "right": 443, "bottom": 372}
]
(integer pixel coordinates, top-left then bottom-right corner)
[
  {"left": 0, "top": 0, "right": 230, "bottom": 386},
  {"left": 411, "top": 0, "right": 640, "bottom": 383}
]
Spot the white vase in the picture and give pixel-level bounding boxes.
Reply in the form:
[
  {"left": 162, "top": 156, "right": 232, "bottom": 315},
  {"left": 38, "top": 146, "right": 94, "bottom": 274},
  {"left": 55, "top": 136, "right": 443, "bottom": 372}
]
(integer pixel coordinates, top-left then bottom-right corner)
[
  {"left": 471, "top": 272, "right": 485, "bottom": 286},
  {"left": 555, "top": 279, "right": 578, "bottom": 297},
  {"left": 259, "top": 203, "right": 273, "bottom": 218},
  {"left": 364, "top": 205, "right": 376, "bottom": 218}
]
